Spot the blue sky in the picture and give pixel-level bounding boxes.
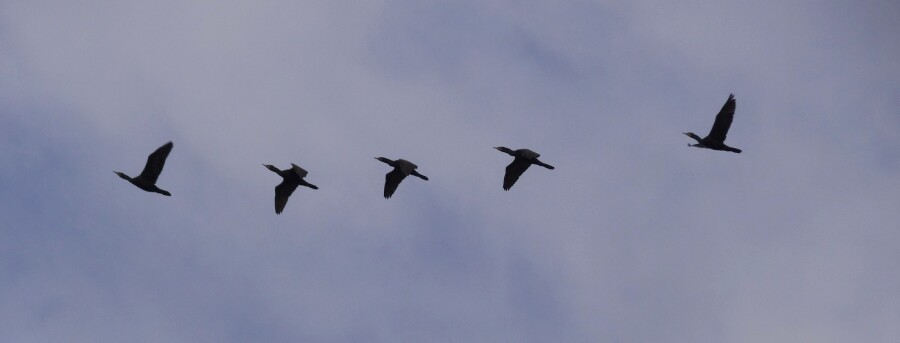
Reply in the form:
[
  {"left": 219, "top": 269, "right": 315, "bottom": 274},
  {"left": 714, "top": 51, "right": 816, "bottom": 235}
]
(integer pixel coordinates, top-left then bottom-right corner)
[{"left": 2, "top": 0, "right": 899, "bottom": 342}]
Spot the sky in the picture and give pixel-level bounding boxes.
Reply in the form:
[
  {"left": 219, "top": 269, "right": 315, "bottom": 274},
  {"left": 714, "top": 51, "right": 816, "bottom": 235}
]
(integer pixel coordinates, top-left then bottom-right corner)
[{"left": 1, "top": 0, "right": 899, "bottom": 342}]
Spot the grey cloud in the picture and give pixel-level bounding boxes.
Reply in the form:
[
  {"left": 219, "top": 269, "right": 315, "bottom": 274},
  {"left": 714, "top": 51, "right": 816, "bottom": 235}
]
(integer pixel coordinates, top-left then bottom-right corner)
[{"left": 2, "top": 0, "right": 899, "bottom": 342}]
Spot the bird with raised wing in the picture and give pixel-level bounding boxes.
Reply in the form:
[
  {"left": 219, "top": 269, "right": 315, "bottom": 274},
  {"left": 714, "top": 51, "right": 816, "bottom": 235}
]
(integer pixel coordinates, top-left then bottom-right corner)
[
  {"left": 264, "top": 163, "right": 318, "bottom": 214},
  {"left": 684, "top": 94, "right": 742, "bottom": 153},
  {"left": 114, "top": 141, "right": 174, "bottom": 196},
  {"left": 494, "top": 147, "right": 555, "bottom": 191},
  {"left": 375, "top": 157, "right": 428, "bottom": 198}
]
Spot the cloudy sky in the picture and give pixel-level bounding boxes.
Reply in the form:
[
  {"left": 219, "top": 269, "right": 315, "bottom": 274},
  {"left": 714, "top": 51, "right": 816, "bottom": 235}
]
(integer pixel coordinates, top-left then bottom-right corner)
[{"left": 2, "top": 0, "right": 899, "bottom": 341}]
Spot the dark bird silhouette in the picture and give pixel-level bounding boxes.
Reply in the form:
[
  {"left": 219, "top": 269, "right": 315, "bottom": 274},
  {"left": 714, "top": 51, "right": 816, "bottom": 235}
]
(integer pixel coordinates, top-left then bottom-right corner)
[
  {"left": 684, "top": 94, "right": 742, "bottom": 153},
  {"left": 114, "top": 141, "right": 174, "bottom": 196},
  {"left": 264, "top": 163, "right": 318, "bottom": 214},
  {"left": 494, "top": 147, "right": 555, "bottom": 190},
  {"left": 375, "top": 157, "right": 428, "bottom": 198}
]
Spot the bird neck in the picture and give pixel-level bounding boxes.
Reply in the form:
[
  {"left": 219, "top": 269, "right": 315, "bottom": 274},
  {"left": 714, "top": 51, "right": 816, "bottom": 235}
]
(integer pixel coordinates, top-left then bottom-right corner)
[
  {"left": 264, "top": 165, "right": 283, "bottom": 174},
  {"left": 495, "top": 147, "right": 515, "bottom": 155},
  {"left": 685, "top": 133, "right": 703, "bottom": 142}
]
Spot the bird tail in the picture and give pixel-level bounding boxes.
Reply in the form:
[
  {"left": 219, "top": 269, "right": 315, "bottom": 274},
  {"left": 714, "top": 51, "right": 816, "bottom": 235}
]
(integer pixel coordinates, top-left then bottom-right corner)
[
  {"left": 411, "top": 170, "right": 429, "bottom": 180},
  {"left": 535, "top": 160, "right": 555, "bottom": 169}
]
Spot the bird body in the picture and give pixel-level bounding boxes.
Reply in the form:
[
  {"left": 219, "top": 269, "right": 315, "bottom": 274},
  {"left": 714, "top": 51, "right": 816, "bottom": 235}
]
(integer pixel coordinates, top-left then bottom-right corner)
[
  {"left": 684, "top": 94, "right": 742, "bottom": 153},
  {"left": 494, "top": 147, "right": 554, "bottom": 190},
  {"left": 115, "top": 141, "right": 173, "bottom": 196},
  {"left": 264, "top": 163, "right": 318, "bottom": 214},
  {"left": 515, "top": 148, "right": 541, "bottom": 160},
  {"left": 376, "top": 157, "right": 428, "bottom": 198}
]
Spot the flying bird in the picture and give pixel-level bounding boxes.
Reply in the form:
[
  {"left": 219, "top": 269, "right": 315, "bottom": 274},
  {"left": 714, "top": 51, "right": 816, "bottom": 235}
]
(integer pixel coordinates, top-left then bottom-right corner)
[
  {"left": 114, "top": 141, "right": 174, "bottom": 196},
  {"left": 264, "top": 163, "right": 318, "bottom": 214},
  {"left": 494, "top": 147, "right": 555, "bottom": 190},
  {"left": 683, "top": 94, "right": 742, "bottom": 153},
  {"left": 375, "top": 157, "right": 428, "bottom": 198}
]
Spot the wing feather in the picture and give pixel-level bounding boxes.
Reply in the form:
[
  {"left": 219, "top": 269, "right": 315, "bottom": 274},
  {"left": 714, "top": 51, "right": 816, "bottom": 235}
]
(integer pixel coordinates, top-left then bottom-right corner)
[
  {"left": 707, "top": 94, "right": 736, "bottom": 142},
  {"left": 290, "top": 164, "right": 309, "bottom": 178},
  {"left": 274, "top": 180, "right": 298, "bottom": 214},
  {"left": 139, "top": 142, "right": 173, "bottom": 184},
  {"left": 384, "top": 168, "right": 407, "bottom": 198},
  {"left": 503, "top": 158, "right": 531, "bottom": 191}
]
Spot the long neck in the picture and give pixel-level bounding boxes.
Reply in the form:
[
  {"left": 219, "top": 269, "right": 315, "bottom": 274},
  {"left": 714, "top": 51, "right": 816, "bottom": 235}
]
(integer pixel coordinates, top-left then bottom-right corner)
[
  {"left": 495, "top": 147, "right": 515, "bottom": 156},
  {"left": 115, "top": 172, "right": 132, "bottom": 181},
  {"left": 685, "top": 133, "right": 703, "bottom": 143},
  {"left": 264, "top": 165, "right": 283, "bottom": 175},
  {"left": 376, "top": 157, "right": 395, "bottom": 166}
]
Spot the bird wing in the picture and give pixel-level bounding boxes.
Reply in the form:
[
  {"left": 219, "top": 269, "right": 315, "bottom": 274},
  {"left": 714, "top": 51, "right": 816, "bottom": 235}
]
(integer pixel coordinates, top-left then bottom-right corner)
[
  {"left": 706, "top": 94, "right": 736, "bottom": 142},
  {"left": 290, "top": 164, "right": 309, "bottom": 178},
  {"left": 274, "top": 180, "right": 299, "bottom": 214},
  {"left": 384, "top": 168, "right": 408, "bottom": 198},
  {"left": 503, "top": 157, "right": 532, "bottom": 191},
  {"left": 138, "top": 142, "right": 173, "bottom": 184}
]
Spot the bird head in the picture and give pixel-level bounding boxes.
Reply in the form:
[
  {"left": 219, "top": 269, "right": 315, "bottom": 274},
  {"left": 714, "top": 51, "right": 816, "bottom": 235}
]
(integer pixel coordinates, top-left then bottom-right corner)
[
  {"left": 262, "top": 164, "right": 281, "bottom": 173},
  {"left": 375, "top": 157, "right": 393, "bottom": 165},
  {"left": 494, "top": 146, "right": 514, "bottom": 155},
  {"left": 683, "top": 132, "right": 701, "bottom": 140},
  {"left": 113, "top": 171, "right": 130, "bottom": 180}
]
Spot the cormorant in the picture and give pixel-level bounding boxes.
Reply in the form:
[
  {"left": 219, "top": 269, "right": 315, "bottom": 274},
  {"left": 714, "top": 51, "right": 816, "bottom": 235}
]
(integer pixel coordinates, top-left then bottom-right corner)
[
  {"left": 264, "top": 163, "right": 318, "bottom": 214},
  {"left": 375, "top": 157, "right": 428, "bottom": 198},
  {"left": 684, "top": 94, "right": 742, "bottom": 153},
  {"left": 114, "top": 141, "right": 174, "bottom": 196},
  {"left": 494, "top": 147, "right": 555, "bottom": 190}
]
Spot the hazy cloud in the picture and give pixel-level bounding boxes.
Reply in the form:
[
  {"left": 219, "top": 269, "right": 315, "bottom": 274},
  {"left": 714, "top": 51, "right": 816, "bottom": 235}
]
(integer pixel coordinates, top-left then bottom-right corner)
[{"left": 2, "top": 0, "right": 899, "bottom": 342}]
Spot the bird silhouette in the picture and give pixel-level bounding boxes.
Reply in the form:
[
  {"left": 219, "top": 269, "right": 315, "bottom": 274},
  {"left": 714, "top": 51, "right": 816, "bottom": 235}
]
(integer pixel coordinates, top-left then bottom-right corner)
[
  {"left": 114, "top": 141, "right": 174, "bottom": 196},
  {"left": 684, "top": 94, "right": 742, "bottom": 153},
  {"left": 375, "top": 157, "right": 428, "bottom": 198},
  {"left": 494, "top": 147, "right": 555, "bottom": 190},
  {"left": 264, "top": 163, "right": 318, "bottom": 214}
]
